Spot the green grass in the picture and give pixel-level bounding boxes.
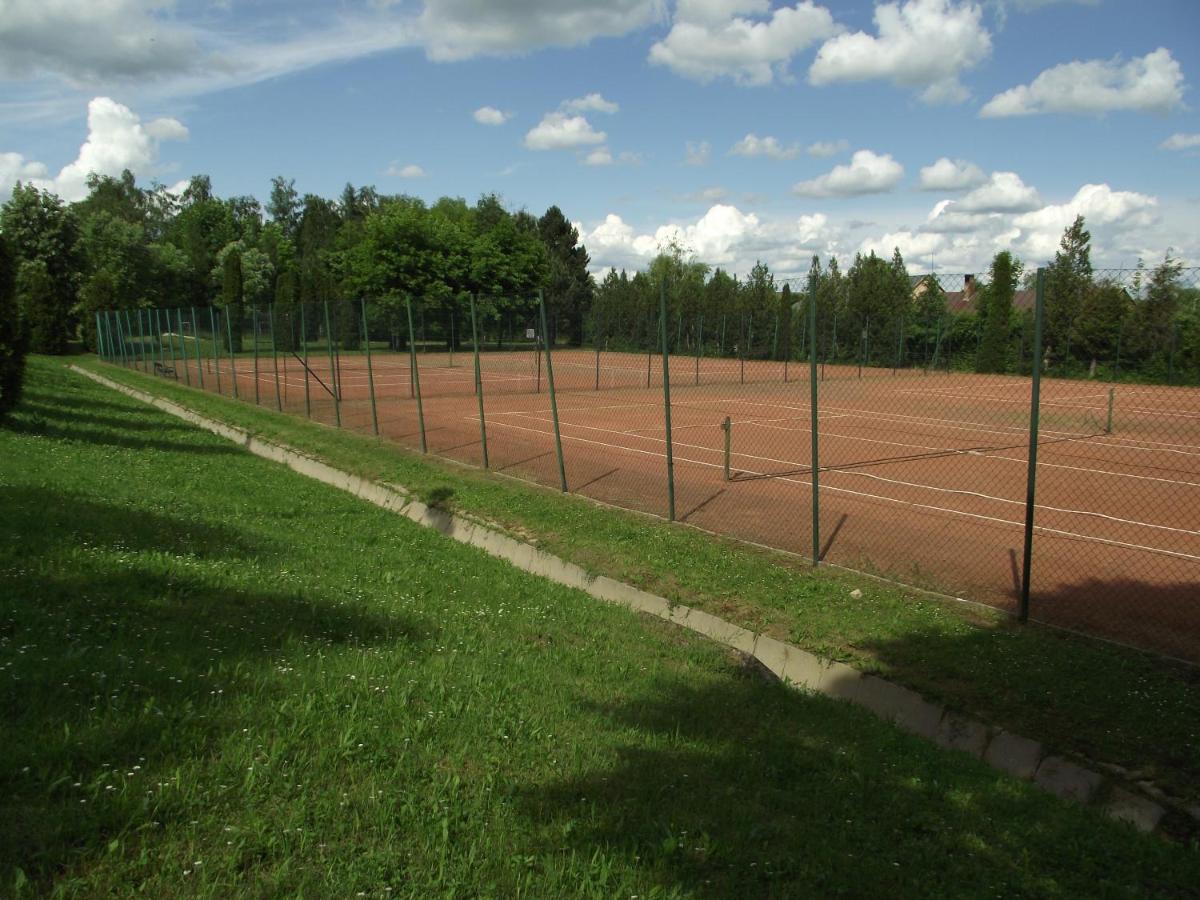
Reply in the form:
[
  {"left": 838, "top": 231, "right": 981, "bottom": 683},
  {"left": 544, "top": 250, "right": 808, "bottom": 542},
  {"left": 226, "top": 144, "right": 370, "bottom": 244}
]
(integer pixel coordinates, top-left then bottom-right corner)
[
  {"left": 1, "top": 358, "right": 1196, "bottom": 895},
  {"left": 73, "top": 356, "right": 1200, "bottom": 811}
]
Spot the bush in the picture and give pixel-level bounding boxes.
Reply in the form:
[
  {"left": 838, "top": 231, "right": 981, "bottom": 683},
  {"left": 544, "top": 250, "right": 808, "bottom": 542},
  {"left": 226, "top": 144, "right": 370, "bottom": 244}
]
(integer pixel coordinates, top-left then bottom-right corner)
[{"left": 0, "top": 235, "right": 28, "bottom": 418}]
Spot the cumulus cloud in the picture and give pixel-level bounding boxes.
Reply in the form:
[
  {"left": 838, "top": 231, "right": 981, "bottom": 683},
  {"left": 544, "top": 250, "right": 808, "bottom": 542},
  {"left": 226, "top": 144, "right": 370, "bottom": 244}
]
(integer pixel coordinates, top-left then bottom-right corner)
[
  {"left": 583, "top": 147, "right": 640, "bottom": 166},
  {"left": 386, "top": 162, "right": 426, "bottom": 178},
  {"left": 1161, "top": 133, "right": 1200, "bottom": 151},
  {"left": 980, "top": 48, "right": 1185, "bottom": 117},
  {"left": 649, "top": 0, "right": 840, "bottom": 86},
  {"left": 473, "top": 106, "right": 511, "bottom": 125},
  {"left": 416, "top": 0, "right": 662, "bottom": 61},
  {"left": 1, "top": 96, "right": 188, "bottom": 201},
  {"left": 809, "top": 0, "right": 990, "bottom": 104},
  {"left": 807, "top": 139, "right": 848, "bottom": 157},
  {"left": 684, "top": 140, "right": 711, "bottom": 165},
  {"left": 562, "top": 93, "right": 619, "bottom": 114},
  {"left": 793, "top": 149, "right": 903, "bottom": 197},
  {"left": 730, "top": 133, "right": 800, "bottom": 159},
  {"left": 1011, "top": 183, "right": 1157, "bottom": 259},
  {"left": 955, "top": 172, "right": 1041, "bottom": 212},
  {"left": 523, "top": 112, "right": 607, "bottom": 150},
  {"left": 918, "top": 157, "right": 987, "bottom": 191}
]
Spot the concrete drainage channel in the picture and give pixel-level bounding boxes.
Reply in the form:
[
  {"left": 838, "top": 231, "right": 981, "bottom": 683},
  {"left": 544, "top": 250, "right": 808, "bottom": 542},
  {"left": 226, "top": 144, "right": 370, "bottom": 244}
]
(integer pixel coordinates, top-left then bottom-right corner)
[{"left": 73, "top": 365, "right": 1193, "bottom": 838}]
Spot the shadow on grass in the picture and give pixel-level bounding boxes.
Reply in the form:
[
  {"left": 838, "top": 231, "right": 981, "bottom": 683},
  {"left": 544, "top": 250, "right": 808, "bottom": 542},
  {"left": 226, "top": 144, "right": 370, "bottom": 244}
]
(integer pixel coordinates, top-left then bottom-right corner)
[
  {"left": 518, "top": 665, "right": 1195, "bottom": 897},
  {"left": 0, "top": 487, "right": 433, "bottom": 887}
]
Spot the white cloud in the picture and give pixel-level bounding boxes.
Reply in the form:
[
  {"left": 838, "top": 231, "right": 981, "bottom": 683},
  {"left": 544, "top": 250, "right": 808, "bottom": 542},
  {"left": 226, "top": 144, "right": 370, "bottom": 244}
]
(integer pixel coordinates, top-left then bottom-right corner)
[
  {"left": 386, "top": 163, "right": 426, "bottom": 178},
  {"left": 1011, "top": 183, "right": 1157, "bottom": 260},
  {"left": 980, "top": 48, "right": 1185, "bottom": 117},
  {"left": 584, "top": 147, "right": 614, "bottom": 166},
  {"left": 956, "top": 171, "right": 1041, "bottom": 212},
  {"left": 1161, "top": 133, "right": 1200, "bottom": 151},
  {"left": 793, "top": 149, "right": 903, "bottom": 197},
  {"left": 679, "top": 186, "right": 729, "bottom": 202},
  {"left": 473, "top": 106, "right": 511, "bottom": 125},
  {"left": 730, "top": 133, "right": 800, "bottom": 159},
  {"left": 918, "top": 157, "right": 987, "bottom": 191},
  {"left": 416, "top": 0, "right": 662, "bottom": 61},
  {"left": 0, "top": 96, "right": 188, "bottom": 201},
  {"left": 562, "top": 93, "right": 619, "bottom": 114},
  {"left": 809, "top": 0, "right": 991, "bottom": 104},
  {"left": 684, "top": 140, "right": 711, "bottom": 165},
  {"left": 922, "top": 199, "right": 999, "bottom": 233},
  {"left": 649, "top": 0, "right": 840, "bottom": 86},
  {"left": 523, "top": 112, "right": 607, "bottom": 150},
  {"left": 807, "top": 139, "right": 848, "bottom": 157}
]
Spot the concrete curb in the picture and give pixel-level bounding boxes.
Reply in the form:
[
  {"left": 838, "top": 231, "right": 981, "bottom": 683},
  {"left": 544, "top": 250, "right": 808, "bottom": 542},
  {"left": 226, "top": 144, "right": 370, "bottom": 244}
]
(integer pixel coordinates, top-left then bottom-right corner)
[{"left": 71, "top": 365, "right": 1185, "bottom": 836}]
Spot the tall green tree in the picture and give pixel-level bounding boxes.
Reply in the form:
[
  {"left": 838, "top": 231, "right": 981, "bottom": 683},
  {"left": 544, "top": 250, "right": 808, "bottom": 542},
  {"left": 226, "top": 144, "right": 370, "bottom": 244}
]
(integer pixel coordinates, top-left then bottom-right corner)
[
  {"left": 1044, "top": 215, "right": 1093, "bottom": 362},
  {"left": 220, "top": 248, "right": 244, "bottom": 352},
  {"left": 538, "top": 205, "right": 593, "bottom": 345},
  {"left": 267, "top": 176, "right": 301, "bottom": 239},
  {"left": 1075, "top": 281, "right": 1132, "bottom": 375},
  {"left": 976, "top": 251, "right": 1021, "bottom": 374},
  {"left": 0, "top": 233, "right": 26, "bottom": 417}
]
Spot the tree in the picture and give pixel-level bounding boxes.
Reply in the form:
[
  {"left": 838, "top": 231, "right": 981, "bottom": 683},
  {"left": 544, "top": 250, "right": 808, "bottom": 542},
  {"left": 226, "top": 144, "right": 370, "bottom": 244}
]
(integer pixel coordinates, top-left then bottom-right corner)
[
  {"left": 538, "top": 205, "right": 593, "bottom": 345},
  {"left": 267, "top": 176, "right": 301, "bottom": 238},
  {"left": 1128, "top": 254, "right": 1182, "bottom": 374},
  {"left": 220, "top": 248, "right": 244, "bottom": 351},
  {"left": 1044, "top": 215, "right": 1092, "bottom": 362},
  {"left": 0, "top": 183, "right": 81, "bottom": 352},
  {"left": 976, "top": 251, "right": 1021, "bottom": 374},
  {"left": 1075, "top": 281, "right": 1132, "bottom": 375},
  {"left": 0, "top": 234, "right": 27, "bottom": 417}
]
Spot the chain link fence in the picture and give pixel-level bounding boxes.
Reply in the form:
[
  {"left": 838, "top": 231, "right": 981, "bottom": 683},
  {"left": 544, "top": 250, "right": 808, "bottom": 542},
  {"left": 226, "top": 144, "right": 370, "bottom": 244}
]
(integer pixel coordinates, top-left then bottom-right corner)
[{"left": 96, "top": 264, "right": 1200, "bottom": 662}]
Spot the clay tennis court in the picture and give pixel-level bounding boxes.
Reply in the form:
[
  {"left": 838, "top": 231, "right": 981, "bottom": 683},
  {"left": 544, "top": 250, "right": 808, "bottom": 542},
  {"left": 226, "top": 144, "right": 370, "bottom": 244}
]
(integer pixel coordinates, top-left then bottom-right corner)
[{"left": 166, "top": 345, "right": 1200, "bottom": 662}]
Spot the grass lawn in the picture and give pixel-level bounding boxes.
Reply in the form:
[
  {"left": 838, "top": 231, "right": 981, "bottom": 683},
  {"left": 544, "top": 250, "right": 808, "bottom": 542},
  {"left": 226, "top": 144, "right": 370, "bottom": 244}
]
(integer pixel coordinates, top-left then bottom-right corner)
[
  {"left": 5, "top": 359, "right": 1197, "bottom": 895},
  {"left": 73, "top": 355, "right": 1200, "bottom": 813}
]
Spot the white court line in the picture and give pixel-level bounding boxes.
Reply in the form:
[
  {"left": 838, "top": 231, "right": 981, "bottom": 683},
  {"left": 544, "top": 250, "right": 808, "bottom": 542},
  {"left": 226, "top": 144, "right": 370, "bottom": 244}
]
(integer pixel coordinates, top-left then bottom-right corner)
[{"left": 482, "top": 418, "right": 1200, "bottom": 563}]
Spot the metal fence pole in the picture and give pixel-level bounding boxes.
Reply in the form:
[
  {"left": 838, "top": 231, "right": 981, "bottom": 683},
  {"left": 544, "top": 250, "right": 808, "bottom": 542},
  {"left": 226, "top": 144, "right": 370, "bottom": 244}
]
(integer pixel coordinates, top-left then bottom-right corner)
[
  {"left": 809, "top": 276, "right": 820, "bottom": 566},
  {"left": 177, "top": 309, "right": 190, "bottom": 386},
  {"left": 660, "top": 281, "right": 676, "bottom": 521},
  {"left": 94, "top": 312, "right": 104, "bottom": 360},
  {"left": 165, "top": 309, "right": 177, "bottom": 376},
  {"left": 469, "top": 293, "right": 489, "bottom": 468},
  {"left": 155, "top": 308, "right": 165, "bottom": 369},
  {"left": 191, "top": 309, "right": 204, "bottom": 389},
  {"left": 696, "top": 314, "right": 703, "bottom": 386},
  {"left": 406, "top": 297, "right": 427, "bottom": 453},
  {"left": 300, "top": 304, "right": 311, "bottom": 418},
  {"left": 252, "top": 304, "right": 261, "bottom": 405},
  {"left": 116, "top": 311, "right": 128, "bottom": 366},
  {"left": 209, "top": 307, "right": 223, "bottom": 395},
  {"left": 362, "top": 299, "right": 379, "bottom": 436},
  {"left": 539, "top": 290, "right": 568, "bottom": 492},
  {"left": 1019, "top": 268, "right": 1047, "bottom": 622},
  {"left": 594, "top": 311, "right": 601, "bottom": 391},
  {"left": 225, "top": 306, "right": 239, "bottom": 399},
  {"left": 269, "top": 303, "right": 281, "bottom": 411},
  {"left": 136, "top": 308, "right": 147, "bottom": 370},
  {"left": 323, "top": 300, "right": 340, "bottom": 427}
]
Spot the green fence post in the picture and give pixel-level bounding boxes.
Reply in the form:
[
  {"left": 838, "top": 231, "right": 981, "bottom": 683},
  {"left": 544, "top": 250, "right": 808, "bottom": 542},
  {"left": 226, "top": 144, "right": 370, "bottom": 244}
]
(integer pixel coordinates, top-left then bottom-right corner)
[
  {"left": 136, "top": 308, "right": 147, "bottom": 370},
  {"left": 269, "top": 303, "right": 281, "bottom": 411},
  {"left": 190, "top": 309, "right": 203, "bottom": 389},
  {"left": 1019, "top": 268, "right": 1047, "bottom": 623},
  {"left": 209, "top": 307, "right": 223, "bottom": 395},
  {"left": 156, "top": 308, "right": 166, "bottom": 369},
  {"left": 1105, "top": 387, "right": 1115, "bottom": 435},
  {"left": 645, "top": 309, "right": 653, "bottom": 388},
  {"left": 362, "top": 299, "right": 379, "bottom": 436},
  {"left": 469, "top": 293, "right": 489, "bottom": 468},
  {"left": 406, "top": 297, "right": 427, "bottom": 453},
  {"left": 594, "top": 310, "right": 601, "bottom": 391},
  {"left": 224, "top": 306, "right": 239, "bottom": 399},
  {"left": 93, "top": 312, "right": 104, "bottom": 360},
  {"left": 739, "top": 314, "right": 746, "bottom": 384},
  {"left": 809, "top": 274, "right": 820, "bottom": 566},
  {"left": 539, "top": 290, "right": 568, "bottom": 492},
  {"left": 722, "top": 416, "right": 732, "bottom": 481},
  {"left": 117, "top": 311, "right": 129, "bottom": 366},
  {"left": 323, "top": 300, "right": 340, "bottom": 426},
  {"left": 165, "top": 309, "right": 177, "bottom": 376},
  {"left": 660, "top": 281, "right": 676, "bottom": 521},
  {"left": 300, "top": 304, "right": 311, "bottom": 419},
  {"left": 176, "top": 309, "right": 190, "bottom": 385},
  {"left": 252, "top": 304, "right": 261, "bottom": 405},
  {"left": 695, "top": 314, "right": 703, "bottom": 386}
]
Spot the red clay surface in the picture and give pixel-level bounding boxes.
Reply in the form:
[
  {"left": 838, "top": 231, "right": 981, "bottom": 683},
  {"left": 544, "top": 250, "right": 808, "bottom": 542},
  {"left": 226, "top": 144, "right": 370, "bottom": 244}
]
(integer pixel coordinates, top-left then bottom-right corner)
[{"left": 149, "top": 346, "right": 1200, "bottom": 662}]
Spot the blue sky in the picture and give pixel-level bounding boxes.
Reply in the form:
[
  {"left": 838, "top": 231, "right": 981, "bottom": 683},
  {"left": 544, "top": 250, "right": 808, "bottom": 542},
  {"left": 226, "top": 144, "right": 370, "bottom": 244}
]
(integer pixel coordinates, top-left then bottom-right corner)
[{"left": 1, "top": 0, "right": 1198, "bottom": 278}]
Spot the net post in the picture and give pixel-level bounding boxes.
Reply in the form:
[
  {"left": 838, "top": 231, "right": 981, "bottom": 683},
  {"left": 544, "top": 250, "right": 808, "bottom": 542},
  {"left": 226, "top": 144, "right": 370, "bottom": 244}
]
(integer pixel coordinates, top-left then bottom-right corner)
[
  {"left": 722, "top": 416, "right": 731, "bottom": 481},
  {"left": 809, "top": 273, "right": 820, "bottom": 567},
  {"left": 323, "top": 300, "right": 340, "bottom": 427},
  {"left": 225, "top": 306, "right": 239, "bottom": 399},
  {"left": 362, "top": 298, "right": 379, "bottom": 436},
  {"left": 1106, "top": 387, "right": 1115, "bottom": 435},
  {"left": 469, "top": 293, "right": 489, "bottom": 468},
  {"left": 269, "top": 303, "right": 281, "bottom": 411},
  {"left": 177, "top": 309, "right": 190, "bottom": 386},
  {"left": 406, "top": 296, "right": 427, "bottom": 452},
  {"left": 660, "top": 280, "right": 676, "bottom": 522},
  {"left": 300, "top": 304, "right": 312, "bottom": 418},
  {"left": 1020, "top": 267, "right": 1047, "bottom": 623},
  {"left": 252, "top": 304, "right": 261, "bottom": 405},
  {"left": 208, "top": 307, "right": 222, "bottom": 393},
  {"left": 539, "top": 290, "right": 568, "bottom": 492},
  {"left": 191, "top": 308, "right": 204, "bottom": 389}
]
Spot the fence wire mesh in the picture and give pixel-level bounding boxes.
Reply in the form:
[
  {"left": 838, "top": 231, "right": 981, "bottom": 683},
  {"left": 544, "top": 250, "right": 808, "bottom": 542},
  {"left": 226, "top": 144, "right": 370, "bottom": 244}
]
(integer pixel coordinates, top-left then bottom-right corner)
[{"left": 97, "top": 264, "right": 1200, "bottom": 662}]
